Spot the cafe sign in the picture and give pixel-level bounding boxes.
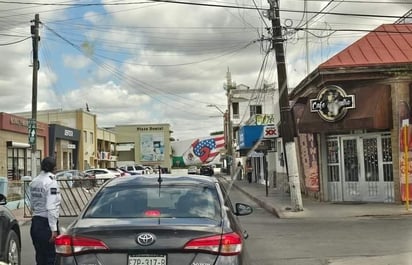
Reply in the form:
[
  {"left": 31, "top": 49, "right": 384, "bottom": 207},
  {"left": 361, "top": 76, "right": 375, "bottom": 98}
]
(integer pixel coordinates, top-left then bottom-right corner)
[{"left": 310, "top": 85, "right": 355, "bottom": 122}]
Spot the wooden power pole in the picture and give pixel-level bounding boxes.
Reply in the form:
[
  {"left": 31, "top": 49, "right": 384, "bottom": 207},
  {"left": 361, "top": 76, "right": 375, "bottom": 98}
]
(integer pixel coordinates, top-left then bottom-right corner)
[
  {"left": 267, "top": 0, "right": 303, "bottom": 211},
  {"left": 30, "top": 14, "right": 40, "bottom": 177}
]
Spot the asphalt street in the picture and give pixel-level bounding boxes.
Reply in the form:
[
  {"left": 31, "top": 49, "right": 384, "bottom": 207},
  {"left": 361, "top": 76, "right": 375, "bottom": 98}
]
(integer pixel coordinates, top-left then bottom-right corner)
[{"left": 18, "top": 172, "right": 412, "bottom": 265}]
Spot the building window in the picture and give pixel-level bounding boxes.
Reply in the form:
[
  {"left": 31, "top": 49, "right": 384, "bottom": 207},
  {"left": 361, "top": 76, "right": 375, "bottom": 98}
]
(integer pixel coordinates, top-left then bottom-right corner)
[
  {"left": 232, "top": 102, "right": 239, "bottom": 119},
  {"left": 250, "top": 105, "right": 262, "bottom": 116},
  {"left": 7, "top": 148, "right": 40, "bottom": 180},
  {"left": 90, "top": 132, "right": 94, "bottom": 143},
  {"left": 7, "top": 148, "right": 26, "bottom": 180}
]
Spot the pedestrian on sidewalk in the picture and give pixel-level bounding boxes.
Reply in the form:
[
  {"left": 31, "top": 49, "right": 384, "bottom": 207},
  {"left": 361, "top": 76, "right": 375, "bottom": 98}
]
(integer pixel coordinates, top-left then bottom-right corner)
[
  {"left": 29, "top": 156, "right": 61, "bottom": 265},
  {"left": 237, "top": 161, "right": 244, "bottom": 180},
  {"left": 245, "top": 158, "right": 252, "bottom": 183}
]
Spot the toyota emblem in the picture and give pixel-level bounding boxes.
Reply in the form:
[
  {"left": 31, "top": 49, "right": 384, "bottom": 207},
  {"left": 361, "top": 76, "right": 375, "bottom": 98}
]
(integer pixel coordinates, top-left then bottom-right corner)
[{"left": 136, "top": 233, "right": 156, "bottom": 246}]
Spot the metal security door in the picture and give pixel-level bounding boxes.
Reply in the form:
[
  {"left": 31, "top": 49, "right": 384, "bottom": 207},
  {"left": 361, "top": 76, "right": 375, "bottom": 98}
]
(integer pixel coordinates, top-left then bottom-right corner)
[
  {"left": 327, "top": 133, "right": 393, "bottom": 202},
  {"left": 326, "top": 137, "right": 342, "bottom": 202},
  {"left": 341, "top": 137, "right": 361, "bottom": 201},
  {"left": 360, "top": 136, "right": 381, "bottom": 201},
  {"left": 361, "top": 134, "right": 394, "bottom": 202}
]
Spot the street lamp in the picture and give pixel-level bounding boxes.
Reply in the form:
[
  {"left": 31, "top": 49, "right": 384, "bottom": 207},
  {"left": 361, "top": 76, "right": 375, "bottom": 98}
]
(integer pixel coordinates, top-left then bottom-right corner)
[
  {"left": 207, "top": 104, "right": 225, "bottom": 115},
  {"left": 206, "top": 104, "right": 232, "bottom": 172},
  {"left": 206, "top": 105, "right": 227, "bottom": 135},
  {"left": 207, "top": 104, "right": 230, "bottom": 174}
]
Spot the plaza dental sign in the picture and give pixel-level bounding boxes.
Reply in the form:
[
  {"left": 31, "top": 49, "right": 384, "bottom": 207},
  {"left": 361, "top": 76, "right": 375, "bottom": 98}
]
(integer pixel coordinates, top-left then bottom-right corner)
[{"left": 310, "top": 85, "right": 355, "bottom": 122}]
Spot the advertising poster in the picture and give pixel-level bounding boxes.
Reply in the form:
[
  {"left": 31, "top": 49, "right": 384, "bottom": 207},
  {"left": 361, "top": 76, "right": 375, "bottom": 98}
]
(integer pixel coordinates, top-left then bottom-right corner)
[
  {"left": 298, "top": 133, "right": 320, "bottom": 192},
  {"left": 399, "top": 100, "right": 412, "bottom": 202},
  {"left": 140, "top": 133, "right": 165, "bottom": 162},
  {"left": 172, "top": 135, "right": 225, "bottom": 166}
]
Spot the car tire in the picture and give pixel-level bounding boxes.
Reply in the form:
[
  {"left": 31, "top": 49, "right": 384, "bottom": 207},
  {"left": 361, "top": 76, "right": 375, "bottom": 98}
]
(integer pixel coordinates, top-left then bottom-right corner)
[{"left": 5, "top": 230, "right": 20, "bottom": 265}]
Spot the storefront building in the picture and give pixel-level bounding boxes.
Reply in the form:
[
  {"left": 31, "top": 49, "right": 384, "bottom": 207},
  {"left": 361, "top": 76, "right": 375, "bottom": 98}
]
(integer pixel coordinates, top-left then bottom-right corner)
[
  {"left": 15, "top": 109, "right": 100, "bottom": 170},
  {"left": 49, "top": 124, "right": 80, "bottom": 170},
  {"left": 290, "top": 23, "right": 412, "bottom": 203},
  {"left": 0, "top": 113, "right": 48, "bottom": 179},
  {"left": 238, "top": 121, "right": 281, "bottom": 187}
]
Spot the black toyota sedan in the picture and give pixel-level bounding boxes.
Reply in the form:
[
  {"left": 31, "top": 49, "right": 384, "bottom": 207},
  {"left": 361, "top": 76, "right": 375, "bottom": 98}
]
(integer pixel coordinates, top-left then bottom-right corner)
[
  {"left": 0, "top": 193, "right": 21, "bottom": 265},
  {"left": 55, "top": 174, "right": 253, "bottom": 265}
]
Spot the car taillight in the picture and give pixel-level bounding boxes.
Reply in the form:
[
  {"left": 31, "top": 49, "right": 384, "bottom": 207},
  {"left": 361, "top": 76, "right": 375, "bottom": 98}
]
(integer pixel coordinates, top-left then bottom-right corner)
[
  {"left": 183, "top": 232, "right": 242, "bottom": 256},
  {"left": 55, "top": 235, "right": 109, "bottom": 256},
  {"left": 144, "top": 210, "right": 161, "bottom": 217}
]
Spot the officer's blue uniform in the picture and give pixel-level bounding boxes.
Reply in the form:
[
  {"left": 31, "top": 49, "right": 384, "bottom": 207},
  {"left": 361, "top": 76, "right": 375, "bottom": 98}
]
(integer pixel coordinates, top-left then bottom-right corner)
[{"left": 29, "top": 170, "right": 61, "bottom": 265}]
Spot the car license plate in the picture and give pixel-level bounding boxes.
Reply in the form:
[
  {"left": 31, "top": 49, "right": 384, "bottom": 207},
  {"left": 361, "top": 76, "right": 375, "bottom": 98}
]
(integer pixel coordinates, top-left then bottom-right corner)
[{"left": 128, "top": 254, "right": 167, "bottom": 265}]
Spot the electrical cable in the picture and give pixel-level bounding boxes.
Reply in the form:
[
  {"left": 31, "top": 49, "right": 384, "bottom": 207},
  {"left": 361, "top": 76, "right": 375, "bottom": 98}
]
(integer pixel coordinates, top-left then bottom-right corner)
[
  {"left": 42, "top": 22, "right": 257, "bottom": 117},
  {"left": 0, "top": 36, "right": 30, "bottom": 45}
]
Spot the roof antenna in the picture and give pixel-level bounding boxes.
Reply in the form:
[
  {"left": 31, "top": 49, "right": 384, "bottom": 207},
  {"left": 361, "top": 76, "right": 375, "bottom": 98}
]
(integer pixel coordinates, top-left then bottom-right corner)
[{"left": 157, "top": 165, "right": 163, "bottom": 196}]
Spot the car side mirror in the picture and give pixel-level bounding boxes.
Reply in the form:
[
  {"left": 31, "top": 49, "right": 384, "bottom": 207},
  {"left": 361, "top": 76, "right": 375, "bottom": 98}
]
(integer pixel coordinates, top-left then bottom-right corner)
[
  {"left": 0, "top": 194, "right": 7, "bottom": 205},
  {"left": 235, "top": 203, "right": 253, "bottom": 216}
]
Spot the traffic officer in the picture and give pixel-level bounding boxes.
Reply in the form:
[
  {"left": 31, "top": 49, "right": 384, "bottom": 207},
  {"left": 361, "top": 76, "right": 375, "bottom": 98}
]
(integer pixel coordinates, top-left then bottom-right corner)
[{"left": 29, "top": 156, "right": 61, "bottom": 265}]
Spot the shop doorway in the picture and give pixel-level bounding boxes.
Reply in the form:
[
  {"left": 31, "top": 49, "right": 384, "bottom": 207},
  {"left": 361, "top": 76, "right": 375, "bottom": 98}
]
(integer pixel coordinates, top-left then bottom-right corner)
[{"left": 327, "top": 133, "right": 394, "bottom": 202}]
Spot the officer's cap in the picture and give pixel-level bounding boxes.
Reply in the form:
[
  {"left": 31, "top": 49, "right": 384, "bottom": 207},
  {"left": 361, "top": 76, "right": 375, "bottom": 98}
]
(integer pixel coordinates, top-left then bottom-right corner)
[{"left": 41, "top": 156, "right": 56, "bottom": 172}]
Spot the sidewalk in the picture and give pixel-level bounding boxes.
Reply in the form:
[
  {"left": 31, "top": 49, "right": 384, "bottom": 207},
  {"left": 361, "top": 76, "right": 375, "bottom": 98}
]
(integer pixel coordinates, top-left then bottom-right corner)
[{"left": 221, "top": 175, "right": 412, "bottom": 219}]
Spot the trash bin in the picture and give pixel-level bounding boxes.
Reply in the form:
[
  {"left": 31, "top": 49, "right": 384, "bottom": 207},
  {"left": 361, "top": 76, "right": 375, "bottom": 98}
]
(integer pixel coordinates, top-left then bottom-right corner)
[{"left": 0, "top": 177, "right": 8, "bottom": 196}]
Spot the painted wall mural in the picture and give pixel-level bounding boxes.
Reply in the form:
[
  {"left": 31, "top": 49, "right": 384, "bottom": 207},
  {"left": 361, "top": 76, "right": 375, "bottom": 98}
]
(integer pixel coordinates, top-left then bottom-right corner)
[{"left": 172, "top": 135, "right": 225, "bottom": 166}]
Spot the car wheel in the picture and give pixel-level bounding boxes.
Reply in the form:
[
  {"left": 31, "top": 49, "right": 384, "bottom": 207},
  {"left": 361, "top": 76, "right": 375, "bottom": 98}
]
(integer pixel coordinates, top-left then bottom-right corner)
[{"left": 5, "top": 230, "right": 20, "bottom": 265}]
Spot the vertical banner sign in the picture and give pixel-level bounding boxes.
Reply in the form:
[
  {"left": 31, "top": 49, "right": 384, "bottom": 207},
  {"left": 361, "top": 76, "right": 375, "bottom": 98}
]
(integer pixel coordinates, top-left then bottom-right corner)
[
  {"left": 298, "top": 133, "right": 320, "bottom": 192},
  {"left": 399, "top": 100, "right": 412, "bottom": 206},
  {"left": 404, "top": 125, "right": 410, "bottom": 209},
  {"left": 28, "top": 118, "right": 36, "bottom": 146},
  {"left": 402, "top": 125, "right": 410, "bottom": 209}
]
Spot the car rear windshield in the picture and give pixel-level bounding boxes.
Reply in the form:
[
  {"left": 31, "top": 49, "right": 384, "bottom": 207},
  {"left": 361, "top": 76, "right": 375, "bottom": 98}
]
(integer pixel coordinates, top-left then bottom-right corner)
[{"left": 83, "top": 185, "right": 221, "bottom": 221}]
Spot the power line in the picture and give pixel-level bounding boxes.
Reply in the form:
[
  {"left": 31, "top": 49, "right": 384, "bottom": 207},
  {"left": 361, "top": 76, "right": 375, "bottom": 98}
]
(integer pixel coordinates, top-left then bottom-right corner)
[
  {"left": 41, "top": 22, "right": 255, "bottom": 115},
  {"left": 0, "top": 36, "right": 30, "bottom": 45},
  {"left": 293, "top": 0, "right": 412, "bottom": 3}
]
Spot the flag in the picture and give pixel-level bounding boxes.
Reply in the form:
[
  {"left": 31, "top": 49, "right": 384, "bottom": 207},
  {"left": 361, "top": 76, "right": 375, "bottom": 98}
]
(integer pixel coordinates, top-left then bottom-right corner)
[{"left": 183, "top": 135, "right": 225, "bottom": 165}]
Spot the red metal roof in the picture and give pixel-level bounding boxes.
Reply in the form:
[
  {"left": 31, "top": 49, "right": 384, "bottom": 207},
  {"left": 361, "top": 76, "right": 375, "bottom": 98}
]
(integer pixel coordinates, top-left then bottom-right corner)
[{"left": 320, "top": 23, "right": 412, "bottom": 69}]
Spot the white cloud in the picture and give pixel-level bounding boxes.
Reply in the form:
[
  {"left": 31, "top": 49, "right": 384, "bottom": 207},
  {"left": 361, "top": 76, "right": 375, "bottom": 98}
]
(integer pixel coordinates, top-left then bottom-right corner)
[
  {"left": 63, "top": 54, "right": 92, "bottom": 69},
  {"left": 0, "top": 1, "right": 409, "bottom": 140}
]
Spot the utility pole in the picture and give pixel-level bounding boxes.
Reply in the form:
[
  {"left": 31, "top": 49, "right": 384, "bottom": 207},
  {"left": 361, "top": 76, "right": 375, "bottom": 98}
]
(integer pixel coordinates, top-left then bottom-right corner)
[
  {"left": 226, "top": 69, "right": 235, "bottom": 177},
  {"left": 30, "top": 14, "right": 40, "bottom": 178},
  {"left": 268, "top": 0, "right": 303, "bottom": 211}
]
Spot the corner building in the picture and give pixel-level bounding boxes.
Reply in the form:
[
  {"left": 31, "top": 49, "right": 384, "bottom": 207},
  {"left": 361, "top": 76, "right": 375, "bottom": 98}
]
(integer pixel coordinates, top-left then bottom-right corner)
[
  {"left": 290, "top": 23, "right": 412, "bottom": 203},
  {"left": 15, "top": 109, "right": 100, "bottom": 171}
]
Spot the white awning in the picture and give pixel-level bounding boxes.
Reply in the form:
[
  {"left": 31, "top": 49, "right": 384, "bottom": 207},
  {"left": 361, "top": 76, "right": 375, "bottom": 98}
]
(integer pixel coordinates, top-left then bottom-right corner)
[{"left": 7, "top": 141, "right": 30, "bottom": 148}]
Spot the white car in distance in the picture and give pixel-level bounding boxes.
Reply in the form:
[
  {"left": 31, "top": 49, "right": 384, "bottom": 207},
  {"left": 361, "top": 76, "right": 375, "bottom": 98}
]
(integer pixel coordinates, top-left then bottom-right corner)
[
  {"left": 119, "top": 165, "right": 149, "bottom": 175},
  {"left": 83, "top": 169, "right": 119, "bottom": 184}
]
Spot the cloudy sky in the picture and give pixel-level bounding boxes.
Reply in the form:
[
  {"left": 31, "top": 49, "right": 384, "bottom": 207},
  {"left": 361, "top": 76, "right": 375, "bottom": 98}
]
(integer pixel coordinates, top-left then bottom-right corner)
[{"left": 0, "top": 0, "right": 410, "bottom": 140}]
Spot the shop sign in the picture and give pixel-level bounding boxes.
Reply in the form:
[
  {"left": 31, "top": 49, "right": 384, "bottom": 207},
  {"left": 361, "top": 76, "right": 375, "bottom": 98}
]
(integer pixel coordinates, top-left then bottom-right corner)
[
  {"left": 67, "top": 144, "right": 76, "bottom": 149},
  {"left": 256, "top": 114, "right": 275, "bottom": 125},
  {"left": 263, "top": 125, "right": 279, "bottom": 138},
  {"left": 64, "top": 129, "right": 74, "bottom": 137},
  {"left": 310, "top": 85, "right": 355, "bottom": 122}
]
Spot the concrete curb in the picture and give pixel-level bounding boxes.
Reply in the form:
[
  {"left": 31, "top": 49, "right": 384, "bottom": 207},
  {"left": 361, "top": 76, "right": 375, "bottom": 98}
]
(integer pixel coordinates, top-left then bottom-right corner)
[{"left": 231, "top": 182, "right": 281, "bottom": 218}]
